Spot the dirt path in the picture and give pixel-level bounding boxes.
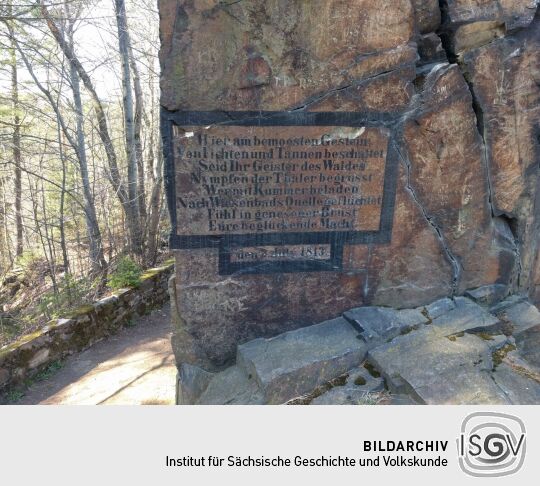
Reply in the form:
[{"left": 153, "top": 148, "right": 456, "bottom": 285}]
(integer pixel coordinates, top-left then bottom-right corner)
[{"left": 17, "top": 306, "right": 176, "bottom": 405}]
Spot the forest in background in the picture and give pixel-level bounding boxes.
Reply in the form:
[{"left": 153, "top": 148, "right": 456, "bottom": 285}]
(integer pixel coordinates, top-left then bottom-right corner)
[{"left": 0, "top": 0, "right": 168, "bottom": 347}]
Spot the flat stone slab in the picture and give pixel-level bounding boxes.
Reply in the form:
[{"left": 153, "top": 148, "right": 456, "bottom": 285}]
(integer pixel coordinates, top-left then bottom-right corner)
[
  {"left": 424, "top": 298, "right": 456, "bottom": 319},
  {"left": 492, "top": 363, "right": 540, "bottom": 405},
  {"left": 387, "top": 394, "right": 419, "bottom": 405},
  {"left": 369, "top": 331, "right": 514, "bottom": 404},
  {"left": 343, "top": 307, "right": 428, "bottom": 344},
  {"left": 412, "top": 369, "right": 511, "bottom": 405},
  {"left": 369, "top": 331, "right": 494, "bottom": 394},
  {"left": 365, "top": 296, "right": 516, "bottom": 404},
  {"left": 499, "top": 301, "right": 540, "bottom": 336},
  {"left": 515, "top": 325, "right": 540, "bottom": 369},
  {"left": 237, "top": 317, "right": 366, "bottom": 404},
  {"left": 465, "top": 284, "right": 508, "bottom": 306},
  {"left": 310, "top": 387, "right": 381, "bottom": 405},
  {"left": 429, "top": 297, "right": 500, "bottom": 337},
  {"left": 490, "top": 294, "right": 528, "bottom": 314},
  {"left": 196, "top": 365, "right": 263, "bottom": 405},
  {"left": 311, "top": 367, "right": 384, "bottom": 405}
]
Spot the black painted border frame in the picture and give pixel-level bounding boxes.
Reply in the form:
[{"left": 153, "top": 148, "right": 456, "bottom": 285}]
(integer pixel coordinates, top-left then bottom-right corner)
[
  {"left": 162, "top": 110, "right": 399, "bottom": 273},
  {"left": 218, "top": 240, "right": 343, "bottom": 276}
]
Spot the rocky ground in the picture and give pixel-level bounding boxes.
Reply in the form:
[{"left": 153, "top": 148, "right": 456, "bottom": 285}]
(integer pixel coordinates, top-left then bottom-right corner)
[
  {"left": 179, "top": 286, "right": 540, "bottom": 405},
  {"left": 3, "top": 285, "right": 539, "bottom": 406}
]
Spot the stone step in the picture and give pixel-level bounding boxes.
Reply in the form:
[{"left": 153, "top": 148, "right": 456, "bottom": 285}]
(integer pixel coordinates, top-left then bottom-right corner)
[
  {"left": 197, "top": 365, "right": 264, "bottom": 405},
  {"left": 176, "top": 296, "right": 540, "bottom": 405},
  {"left": 429, "top": 297, "right": 500, "bottom": 336},
  {"left": 496, "top": 300, "right": 540, "bottom": 336},
  {"left": 343, "top": 306, "right": 429, "bottom": 345},
  {"left": 236, "top": 317, "right": 367, "bottom": 404},
  {"left": 489, "top": 294, "right": 528, "bottom": 314},
  {"left": 465, "top": 284, "right": 508, "bottom": 306},
  {"left": 364, "top": 298, "right": 518, "bottom": 404},
  {"left": 424, "top": 298, "right": 456, "bottom": 319}
]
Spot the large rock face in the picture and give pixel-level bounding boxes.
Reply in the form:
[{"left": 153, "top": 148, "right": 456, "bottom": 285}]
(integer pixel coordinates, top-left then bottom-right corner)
[
  {"left": 177, "top": 295, "right": 540, "bottom": 404},
  {"left": 160, "top": 0, "right": 540, "bottom": 367}
]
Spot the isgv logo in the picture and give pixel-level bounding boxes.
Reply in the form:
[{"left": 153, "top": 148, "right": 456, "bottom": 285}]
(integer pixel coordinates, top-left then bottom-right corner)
[{"left": 457, "top": 412, "right": 526, "bottom": 477}]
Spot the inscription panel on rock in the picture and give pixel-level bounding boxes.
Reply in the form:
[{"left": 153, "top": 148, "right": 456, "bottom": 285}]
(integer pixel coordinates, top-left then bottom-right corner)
[{"left": 165, "top": 112, "right": 397, "bottom": 274}]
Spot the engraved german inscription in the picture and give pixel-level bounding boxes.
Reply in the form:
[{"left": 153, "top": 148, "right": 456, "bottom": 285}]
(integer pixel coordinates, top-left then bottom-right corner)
[
  {"left": 172, "top": 125, "right": 389, "bottom": 238},
  {"left": 229, "top": 244, "right": 332, "bottom": 264}
]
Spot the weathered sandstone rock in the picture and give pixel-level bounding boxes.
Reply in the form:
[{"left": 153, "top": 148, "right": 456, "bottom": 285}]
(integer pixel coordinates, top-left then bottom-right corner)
[
  {"left": 461, "top": 21, "right": 540, "bottom": 303},
  {"left": 186, "top": 296, "right": 540, "bottom": 404},
  {"left": 237, "top": 317, "right": 366, "bottom": 404},
  {"left": 160, "top": 1, "right": 540, "bottom": 366}
]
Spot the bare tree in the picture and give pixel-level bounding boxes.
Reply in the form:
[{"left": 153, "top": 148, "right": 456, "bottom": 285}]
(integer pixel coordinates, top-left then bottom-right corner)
[
  {"left": 0, "top": 167, "right": 8, "bottom": 273},
  {"left": 62, "top": 1, "right": 107, "bottom": 273},
  {"left": 113, "top": 0, "right": 142, "bottom": 256},
  {"left": 5, "top": 1, "right": 23, "bottom": 257},
  {"left": 12, "top": 28, "right": 106, "bottom": 275}
]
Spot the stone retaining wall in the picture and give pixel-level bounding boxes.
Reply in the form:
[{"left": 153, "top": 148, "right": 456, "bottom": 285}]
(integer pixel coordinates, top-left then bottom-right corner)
[{"left": 0, "top": 261, "right": 175, "bottom": 394}]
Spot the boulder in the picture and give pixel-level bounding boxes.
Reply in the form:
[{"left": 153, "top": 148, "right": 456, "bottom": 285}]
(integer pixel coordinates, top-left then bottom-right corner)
[
  {"left": 177, "top": 363, "right": 214, "bottom": 405},
  {"left": 160, "top": 0, "right": 540, "bottom": 366},
  {"left": 461, "top": 21, "right": 540, "bottom": 302},
  {"left": 343, "top": 306, "right": 428, "bottom": 344},
  {"left": 237, "top": 317, "right": 367, "bottom": 404},
  {"left": 196, "top": 366, "right": 264, "bottom": 405},
  {"left": 499, "top": 301, "right": 540, "bottom": 335},
  {"left": 412, "top": 0, "right": 442, "bottom": 34}
]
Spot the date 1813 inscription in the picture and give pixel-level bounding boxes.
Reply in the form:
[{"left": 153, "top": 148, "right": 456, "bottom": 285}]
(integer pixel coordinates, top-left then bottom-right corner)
[{"left": 165, "top": 113, "right": 397, "bottom": 274}]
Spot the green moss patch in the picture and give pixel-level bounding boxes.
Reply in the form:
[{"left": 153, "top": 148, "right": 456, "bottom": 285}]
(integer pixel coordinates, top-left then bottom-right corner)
[
  {"left": 492, "top": 344, "right": 516, "bottom": 370},
  {"left": 69, "top": 305, "right": 95, "bottom": 319},
  {"left": 475, "top": 332, "right": 496, "bottom": 341},
  {"left": 447, "top": 332, "right": 465, "bottom": 342},
  {"left": 421, "top": 308, "right": 433, "bottom": 325},
  {"left": 354, "top": 376, "right": 367, "bottom": 386},
  {"left": 363, "top": 362, "right": 381, "bottom": 378}
]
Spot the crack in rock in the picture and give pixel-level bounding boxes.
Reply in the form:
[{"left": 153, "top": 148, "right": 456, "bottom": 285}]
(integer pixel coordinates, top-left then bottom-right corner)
[
  {"left": 394, "top": 142, "right": 462, "bottom": 296},
  {"left": 432, "top": 2, "right": 534, "bottom": 293}
]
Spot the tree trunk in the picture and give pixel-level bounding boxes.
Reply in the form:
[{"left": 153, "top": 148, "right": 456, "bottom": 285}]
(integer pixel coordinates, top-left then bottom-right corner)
[
  {"left": 56, "top": 117, "right": 70, "bottom": 275},
  {"left": 0, "top": 173, "right": 8, "bottom": 273},
  {"left": 63, "top": 6, "right": 107, "bottom": 274},
  {"left": 114, "top": 0, "right": 143, "bottom": 257},
  {"left": 7, "top": 4, "right": 23, "bottom": 257},
  {"left": 127, "top": 31, "right": 147, "bottom": 231},
  {"left": 144, "top": 53, "right": 164, "bottom": 265},
  {"left": 146, "top": 133, "right": 164, "bottom": 266}
]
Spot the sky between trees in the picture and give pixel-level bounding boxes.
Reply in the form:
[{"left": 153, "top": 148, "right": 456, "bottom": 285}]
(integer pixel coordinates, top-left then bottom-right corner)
[{"left": 0, "top": 0, "right": 165, "bottom": 278}]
